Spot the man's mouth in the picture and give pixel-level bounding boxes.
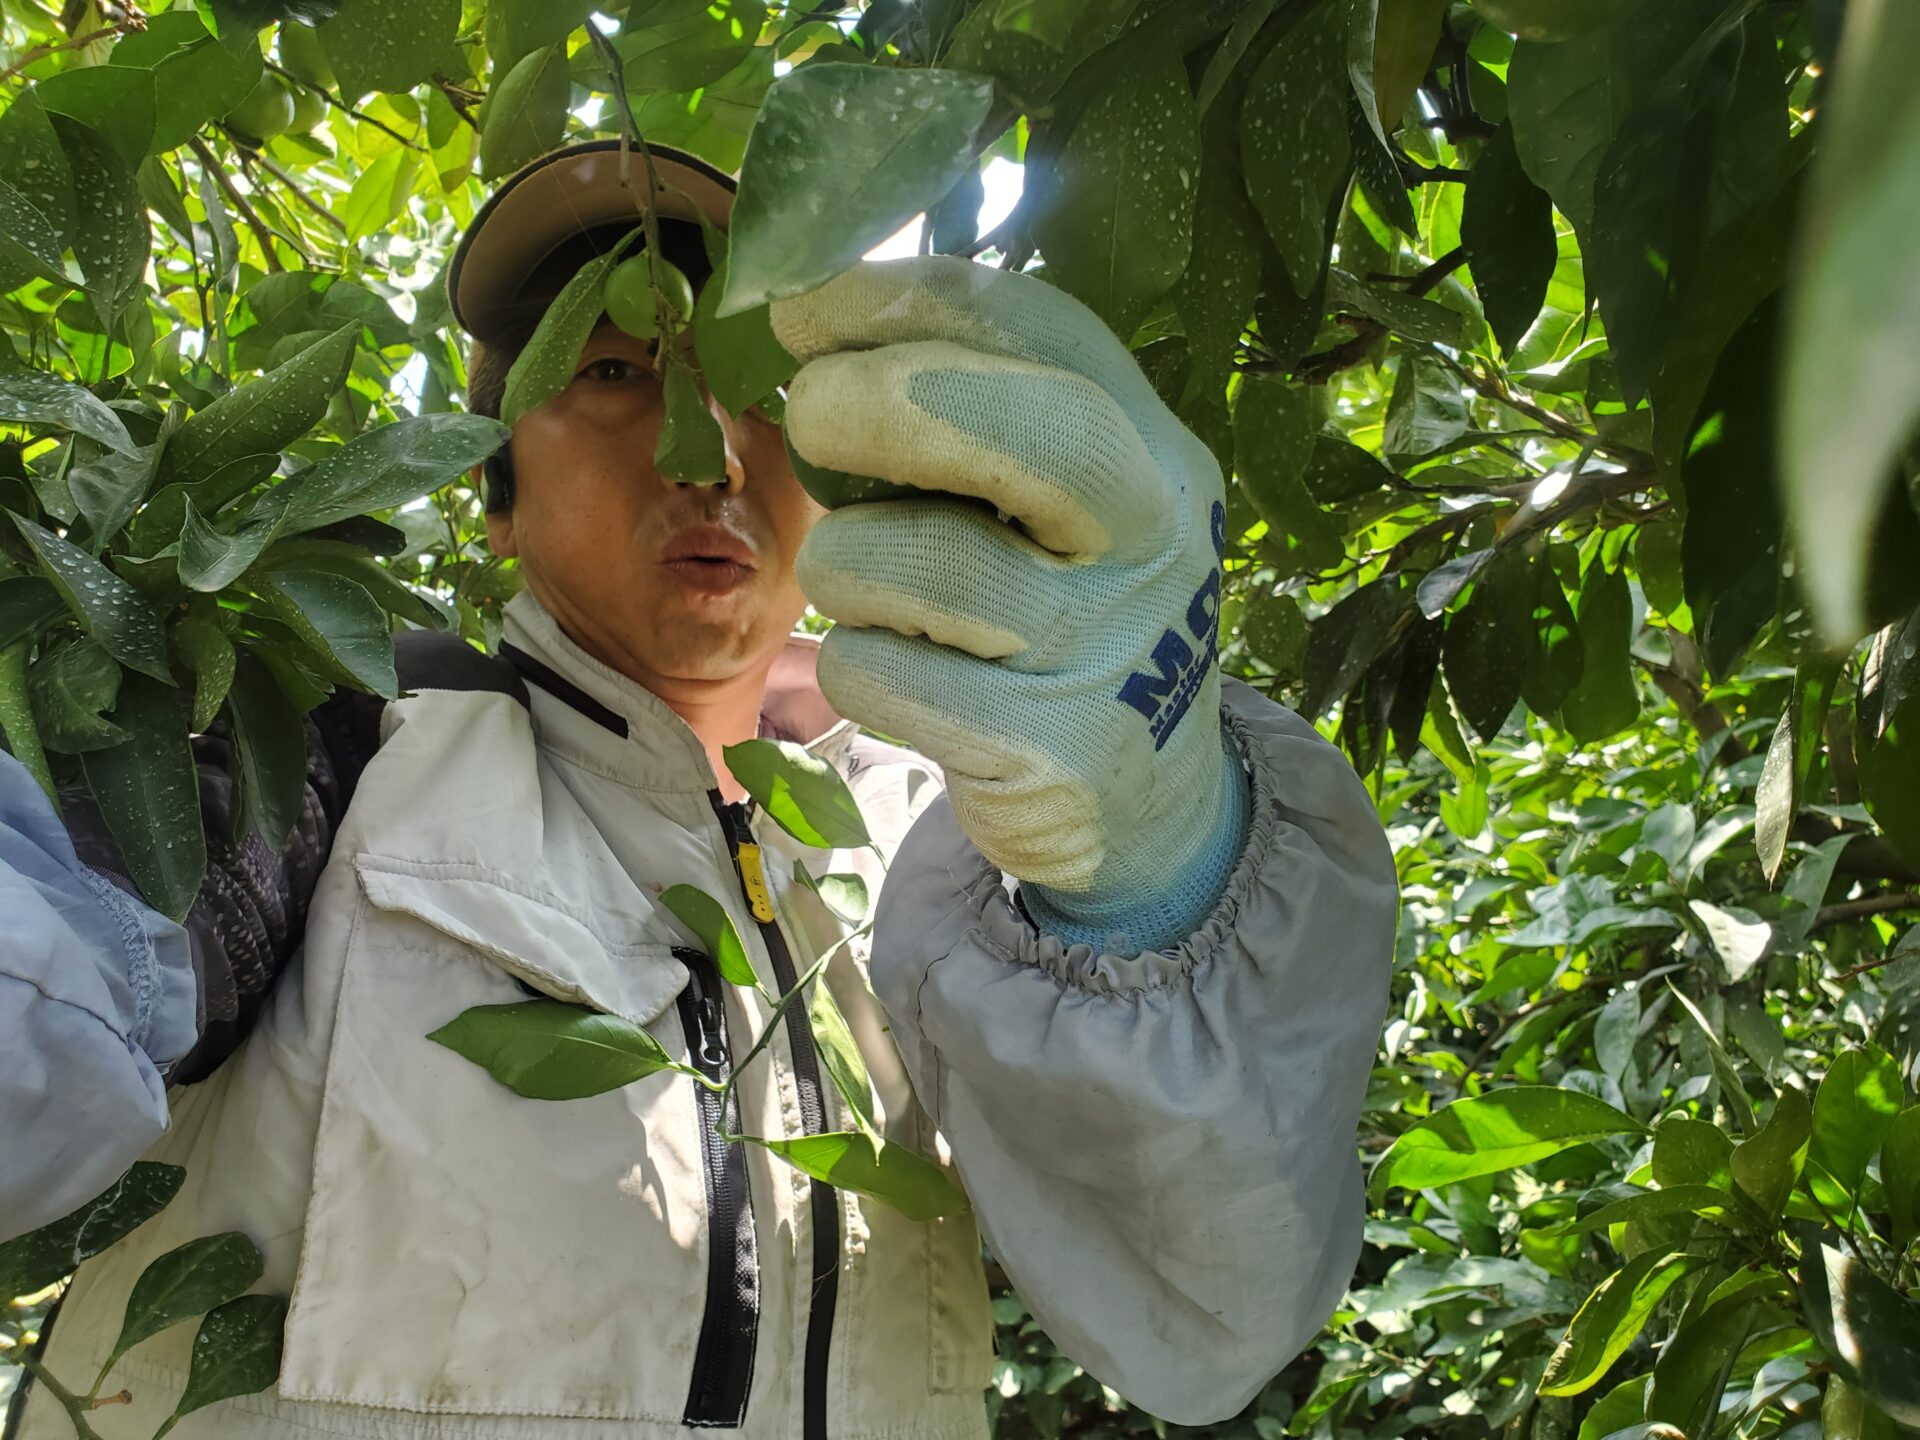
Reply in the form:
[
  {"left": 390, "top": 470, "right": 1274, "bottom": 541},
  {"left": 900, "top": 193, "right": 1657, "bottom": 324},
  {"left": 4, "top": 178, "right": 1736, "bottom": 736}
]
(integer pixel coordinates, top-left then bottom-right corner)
[{"left": 661, "top": 526, "right": 757, "bottom": 595}]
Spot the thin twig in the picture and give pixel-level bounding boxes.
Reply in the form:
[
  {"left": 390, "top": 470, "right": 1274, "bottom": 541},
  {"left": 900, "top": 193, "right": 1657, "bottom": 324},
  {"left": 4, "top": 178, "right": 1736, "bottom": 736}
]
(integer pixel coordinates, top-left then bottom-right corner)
[
  {"left": 243, "top": 149, "right": 349, "bottom": 235},
  {"left": 0, "top": 16, "right": 138, "bottom": 85},
  {"left": 432, "top": 74, "right": 481, "bottom": 131},
  {"left": 265, "top": 60, "right": 427, "bottom": 150},
  {"left": 14, "top": 1353, "right": 104, "bottom": 1440},
  {"left": 1816, "top": 893, "right": 1920, "bottom": 935},
  {"left": 188, "top": 135, "right": 293, "bottom": 272}
]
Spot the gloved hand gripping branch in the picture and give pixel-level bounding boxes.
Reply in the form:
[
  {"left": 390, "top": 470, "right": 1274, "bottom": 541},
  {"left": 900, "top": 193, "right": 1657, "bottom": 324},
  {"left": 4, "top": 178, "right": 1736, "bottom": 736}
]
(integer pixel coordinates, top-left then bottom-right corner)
[{"left": 771, "top": 258, "right": 1252, "bottom": 957}]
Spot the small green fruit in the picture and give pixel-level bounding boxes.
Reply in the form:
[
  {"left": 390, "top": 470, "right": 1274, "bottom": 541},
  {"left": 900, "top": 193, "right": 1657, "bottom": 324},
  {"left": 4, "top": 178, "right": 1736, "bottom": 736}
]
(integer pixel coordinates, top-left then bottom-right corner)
[
  {"left": 223, "top": 74, "right": 295, "bottom": 144},
  {"left": 288, "top": 87, "right": 328, "bottom": 133},
  {"left": 784, "top": 431, "right": 918, "bottom": 510},
  {"left": 277, "top": 22, "right": 336, "bottom": 89},
  {"left": 603, "top": 255, "right": 696, "bottom": 342}
]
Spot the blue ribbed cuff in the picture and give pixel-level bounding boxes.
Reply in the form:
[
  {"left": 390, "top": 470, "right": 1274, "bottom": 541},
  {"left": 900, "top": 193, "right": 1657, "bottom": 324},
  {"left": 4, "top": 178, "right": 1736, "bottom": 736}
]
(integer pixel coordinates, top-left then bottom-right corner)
[{"left": 1019, "top": 738, "right": 1253, "bottom": 957}]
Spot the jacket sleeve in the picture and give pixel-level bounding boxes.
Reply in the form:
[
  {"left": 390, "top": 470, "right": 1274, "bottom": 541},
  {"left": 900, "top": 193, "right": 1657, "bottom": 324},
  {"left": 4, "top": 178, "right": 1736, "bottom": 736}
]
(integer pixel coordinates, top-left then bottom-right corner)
[
  {"left": 0, "top": 751, "right": 196, "bottom": 1242},
  {"left": 867, "top": 677, "right": 1398, "bottom": 1425}
]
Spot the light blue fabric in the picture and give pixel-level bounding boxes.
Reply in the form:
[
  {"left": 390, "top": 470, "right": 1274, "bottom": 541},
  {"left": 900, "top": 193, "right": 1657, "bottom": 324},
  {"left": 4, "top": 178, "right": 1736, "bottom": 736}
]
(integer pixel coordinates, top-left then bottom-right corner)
[
  {"left": 0, "top": 750, "right": 197, "bottom": 1243},
  {"left": 772, "top": 258, "right": 1256, "bottom": 958}
]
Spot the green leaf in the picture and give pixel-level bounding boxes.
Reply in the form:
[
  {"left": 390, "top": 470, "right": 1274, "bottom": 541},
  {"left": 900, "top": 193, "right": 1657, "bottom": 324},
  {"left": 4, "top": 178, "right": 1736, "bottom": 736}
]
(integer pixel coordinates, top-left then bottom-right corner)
[
  {"left": 1808, "top": 1045, "right": 1903, "bottom": 1212},
  {"left": 1504, "top": 2, "right": 1715, "bottom": 237},
  {"left": 317, "top": 0, "right": 458, "bottom": 100},
  {"left": 1539, "top": 1248, "right": 1703, "bottom": 1397},
  {"left": 941, "top": 0, "right": 1139, "bottom": 111},
  {"left": 1348, "top": 98, "right": 1418, "bottom": 238},
  {"left": 105, "top": 1232, "right": 263, "bottom": 1376},
  {"left": 1651, "top": 1116, "right": 1733, "bottom": 1190},
  {"left": 174, "top": 610, "right": 237, "bottom": 732},
  {"left": 607, "top": 0, "right": 766, "bottom": 93},
  {"left": 1471, "top": 0, "right": 1647, "bottom": 41},
  {"left": 1883, "top": 1107, "right": 1920, "bottom": 1252},
  {"left": 0, "top": 643, "right": 53, "bottom": 803},
  {"left": 1667, "top": 983, "right": 1757, "bottom": 1135},
  {"left": 1305, "top": 580, "right": 1410, "bottom": 716},
  {"left": 259, "top": 569, "right": 397, "bottom": 698},
  {"left": 179, "top": 496, "right": 279, "bottom": 592},
  {"left": 1781, "top": 0, "right": 1920, "bottom": 643},
  {"left": 722, "top": 66, "right": 995, "bottom": 315},
  {"left": 1325, "top": 268, "right": 1468, "bottom": 347},
  {"left": 55, "top": 116, "right": 150, "bottom": 329},
  {"left": 108, "top": 10, "right": 262, "bottom": 152},
  {"left": 0, "top": 176, "right": 71, "bottom": 289},
  {"left": 1348, "top": 0, "right": 1448, "bottom": 146},
  {"left": 1594, "top": 983, "right": 1640, "bottom": 1083},
  {"left": 795, "top": 865, "right": 870, "bottom": 926},
  {"left": 274, "top": 413, "right": 511, "bottom": 536},
  {"left": 225, "top": 656, "right": 307, "bottom": 849},
  {"left": 0, "top": 91, "right": 77, "bottom": 257},
  {"left": 1382, "top": 353, "right": 1469, "bottom": 464},
  {"left": 28, "top": 640, "right": 125, "bottom": 753},
  {"left": 1688, "top": 899, "right": 1770, "bottom": 985},
  {"left": 738, "top": 1132, "right": 968, "bottom": 1222},
  {"left": 158, "top": 323, "right": 359, "bottom": 492},
  {"left": 1030, "top": 50, "right": 1200, "bottom": 338},
  {"left": 1241, "top": 590, "right": 1307, "bottom": 679},
  {"left": 1585, "top": 15, "right": 1784, "bottom": 403},
  {"left": 479, "top": 44, "right": 571, "bottom": 181},
  {"left": 1801, "top": 1243, "right": 1920, "bottom": 1426},
  {"left": 809, "top": 976, "right": 875, "bottom": 1135},
  {"left": 1233, "top": 377, "right": 1339, "bottom": 571},
  {"left": 1462, "top": 123, "right": 1556, "bottom": 353},
  {"left": 81, "top": 673, "right": 204, "bottom": 921},
  {"left": 1756, "top": 655, "right": 1843, "bottom": 881},
  {"left": 1442, "top": 552, "right": 1531, "bottom": 742},
  {"left": 654, "top": 357, "right": 730, "bottom": 484},
  {"left": 12, "top": 516, "right": 170, "bottom": 680},
  {"left": 0, "top": 371, "right": 138, "bottom": 455},
  {"left": 488, "top": 0, "right": 596, "bottom": 72},
  {"left": 1824, "top": 1375, "right": 1902, "bottom": 1440},
  {"left": 1858, "top": 612, "right": 1920, "bottom": 871},
  {"left": 337, "top": 147, "right": 422, "bottom": 242},
  {"left": 659, "top": 884, "right": 760, "bottom": 989},
  {"left": 1681, "top": 293, "right": 1783, "bottom": 679},
  {"left": 0, "top": 1162, "right": 184, "bottom": 1299},
  {"left": 1369, "top": 1086, "right": 1645, "bottom": 1199},
  {"left": 626, "top": 47, "right": 772, "bottom": 175},
  {"left": 428, "top": 999, "right": 677, "bottom": 1099},
  {"left": 1576, "top": 1375, "right": 1650, "bottom": 1440},
  {"left": 157, "top": 1294, "right": 288, "bottom": 1440},
  {"left": 723, "top": 737, "right": 870, "bottom": 849},
  {"left": 1553, "top": 1184, "right": 1739, "bottom": 1236},
  {"left": 500, "top": 242, "right": 635, "bottom": 427},
  {"left": 1727, "top": 1083, "right": 1809, "bottom": 1222},
  {"left": 1240, "top": 1, "right": 1350, "bottom": 296},
  {"left": 693, "top": 256, "right": 797, "bottom": 418},
  {"left": 1559, "top": 556, "right": 1637, "bottom": 743},
  {"left": 1646, "top": 1292, "right": 1759, "bottom": 1435},
  {"left": 34, "top": 64, "right": 158, "bottom": 169},
  {"left": 70, "top": 440, "right": 164, "bottom": 547},
  {"left": 1172, "top": 104, "right": 1263, "bottom": 391}
]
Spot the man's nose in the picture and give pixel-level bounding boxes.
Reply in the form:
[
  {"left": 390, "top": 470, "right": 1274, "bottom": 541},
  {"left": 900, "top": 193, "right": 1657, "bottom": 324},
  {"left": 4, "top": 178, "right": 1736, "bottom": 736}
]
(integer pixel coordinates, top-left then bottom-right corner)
[{"left": 661, "top": 388, "right": 747, "bottom": 493}]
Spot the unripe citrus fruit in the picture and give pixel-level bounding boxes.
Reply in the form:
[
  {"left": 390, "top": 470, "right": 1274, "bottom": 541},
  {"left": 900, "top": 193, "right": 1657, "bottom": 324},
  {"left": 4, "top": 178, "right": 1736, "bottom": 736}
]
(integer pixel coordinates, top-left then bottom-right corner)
[
  {"left": 603, "top": 255, "right": 695, "bottom": 341},
  {"left": 277, "top": 22, "right": 335, "bottom": 89},
  {"left": 288, "top": 86, "right": 327, "bottom": 133},
  {"left": 224, "top": 74, "right": 295, "bottom": 144}
]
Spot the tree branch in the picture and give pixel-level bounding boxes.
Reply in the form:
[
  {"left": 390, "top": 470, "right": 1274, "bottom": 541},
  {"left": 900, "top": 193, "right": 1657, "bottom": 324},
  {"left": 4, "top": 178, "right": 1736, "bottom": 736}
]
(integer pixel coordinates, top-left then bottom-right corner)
[
  {"left": 241, "top": 149, "right": 349, "bottom": 236},
  {"left": 1815, "top": 893, "right": 1920, "bottom": 934},
  {"left": 189, "top": 136, "right": 293, "bottom": 272},
  {"left": 431, "top": 74, "right": 481, "bottom": 131},
  {"left": 0, "top": 13, "right": 137, "bottom": 84}
]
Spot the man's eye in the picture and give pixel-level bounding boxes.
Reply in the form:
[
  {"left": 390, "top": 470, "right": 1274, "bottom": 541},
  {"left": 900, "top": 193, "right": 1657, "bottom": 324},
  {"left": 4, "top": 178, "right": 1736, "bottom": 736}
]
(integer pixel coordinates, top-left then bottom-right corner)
[{"left": 580, "top": 356, "right": 644, "bottom": 382}]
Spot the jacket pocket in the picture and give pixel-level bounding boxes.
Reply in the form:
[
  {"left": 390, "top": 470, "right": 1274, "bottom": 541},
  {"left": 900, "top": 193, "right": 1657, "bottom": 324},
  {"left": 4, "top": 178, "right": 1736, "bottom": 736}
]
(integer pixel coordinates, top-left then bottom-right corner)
[{"left": 277, "top": 863, "right": 715, "bottom": 1422}]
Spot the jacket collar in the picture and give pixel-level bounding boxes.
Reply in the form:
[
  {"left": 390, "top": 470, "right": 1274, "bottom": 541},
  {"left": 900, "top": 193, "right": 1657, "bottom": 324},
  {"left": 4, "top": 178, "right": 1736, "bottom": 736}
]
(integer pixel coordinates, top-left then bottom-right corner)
[{"left": 499, "top": 590, "right": 856, "bottom": 792}]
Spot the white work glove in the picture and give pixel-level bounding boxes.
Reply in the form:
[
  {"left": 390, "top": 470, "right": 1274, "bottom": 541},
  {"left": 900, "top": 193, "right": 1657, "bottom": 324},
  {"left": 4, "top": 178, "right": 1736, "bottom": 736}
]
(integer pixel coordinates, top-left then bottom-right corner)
[{"left": 770, "top": 258, "right": 1251, "bottom": 956}]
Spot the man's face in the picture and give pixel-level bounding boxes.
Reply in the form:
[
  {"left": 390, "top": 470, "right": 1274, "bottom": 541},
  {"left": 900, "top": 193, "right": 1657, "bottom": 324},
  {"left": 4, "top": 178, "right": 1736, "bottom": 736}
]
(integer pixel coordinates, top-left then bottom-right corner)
[{"left": 486, "top": 320, "right": 825, "bottom": 699}]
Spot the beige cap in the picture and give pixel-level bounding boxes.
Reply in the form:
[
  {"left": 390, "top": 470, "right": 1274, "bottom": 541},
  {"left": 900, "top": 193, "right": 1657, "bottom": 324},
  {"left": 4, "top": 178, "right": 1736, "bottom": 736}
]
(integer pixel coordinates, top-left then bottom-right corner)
[{"left": 446, "top": 139, "right": 736, "bottom": 340}]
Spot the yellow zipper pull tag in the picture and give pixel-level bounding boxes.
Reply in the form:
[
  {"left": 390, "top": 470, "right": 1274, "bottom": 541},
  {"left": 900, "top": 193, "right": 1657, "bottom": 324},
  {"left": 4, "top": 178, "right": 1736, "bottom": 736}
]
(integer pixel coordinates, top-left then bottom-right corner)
[{"left": 736, "top": 842, "right": 776, "bottom": 924}]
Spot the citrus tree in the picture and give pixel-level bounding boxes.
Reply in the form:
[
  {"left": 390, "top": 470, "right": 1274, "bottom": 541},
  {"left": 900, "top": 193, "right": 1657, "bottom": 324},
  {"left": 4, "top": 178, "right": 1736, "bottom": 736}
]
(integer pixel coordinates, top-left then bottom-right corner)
[{"left": 2, "top": 0, "right": 1919, "bottom": 1435}]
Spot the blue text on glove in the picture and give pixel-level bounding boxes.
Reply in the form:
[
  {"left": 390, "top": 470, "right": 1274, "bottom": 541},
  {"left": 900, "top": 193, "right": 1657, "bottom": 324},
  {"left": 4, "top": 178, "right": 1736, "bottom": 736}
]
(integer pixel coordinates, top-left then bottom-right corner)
[{"left": 1118, "top": 503, "right": 1227, "bottom": 750}]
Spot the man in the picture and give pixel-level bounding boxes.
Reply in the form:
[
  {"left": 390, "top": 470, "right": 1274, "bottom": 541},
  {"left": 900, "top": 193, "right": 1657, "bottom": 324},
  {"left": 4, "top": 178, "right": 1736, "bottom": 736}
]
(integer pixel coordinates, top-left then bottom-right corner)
[{"left": 2, "top": 142, "right": 1396, "bottom": 1437}]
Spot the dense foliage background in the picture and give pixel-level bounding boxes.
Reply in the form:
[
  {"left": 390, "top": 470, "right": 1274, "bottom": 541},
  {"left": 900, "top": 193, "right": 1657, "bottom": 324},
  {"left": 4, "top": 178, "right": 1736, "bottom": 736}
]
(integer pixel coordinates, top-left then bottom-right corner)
[{"left": 2, "top": 0, "right": 1918, "bottom": 1435}]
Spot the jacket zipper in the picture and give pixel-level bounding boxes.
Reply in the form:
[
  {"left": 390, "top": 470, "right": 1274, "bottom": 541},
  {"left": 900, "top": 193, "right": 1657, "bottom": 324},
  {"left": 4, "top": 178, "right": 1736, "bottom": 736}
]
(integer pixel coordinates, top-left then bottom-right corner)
[
  {"left": 672, "top": 946, "right": 760, "bottom": 1428},
  {"left": 708, "top": 791, "right": 840, "bottom": 1440}
]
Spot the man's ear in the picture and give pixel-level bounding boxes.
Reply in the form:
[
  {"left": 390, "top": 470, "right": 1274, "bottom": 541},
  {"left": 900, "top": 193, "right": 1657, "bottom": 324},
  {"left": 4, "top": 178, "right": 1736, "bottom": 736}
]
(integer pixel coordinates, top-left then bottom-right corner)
[{"left": 478, "top": 464, "right": 518, "bottom": 557}]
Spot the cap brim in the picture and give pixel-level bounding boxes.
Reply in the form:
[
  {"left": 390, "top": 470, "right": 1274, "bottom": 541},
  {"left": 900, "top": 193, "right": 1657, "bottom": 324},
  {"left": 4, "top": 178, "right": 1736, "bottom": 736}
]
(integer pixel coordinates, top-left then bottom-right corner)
[{"left": 448, "top": 140, "right": 736, "bottom": 339}]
